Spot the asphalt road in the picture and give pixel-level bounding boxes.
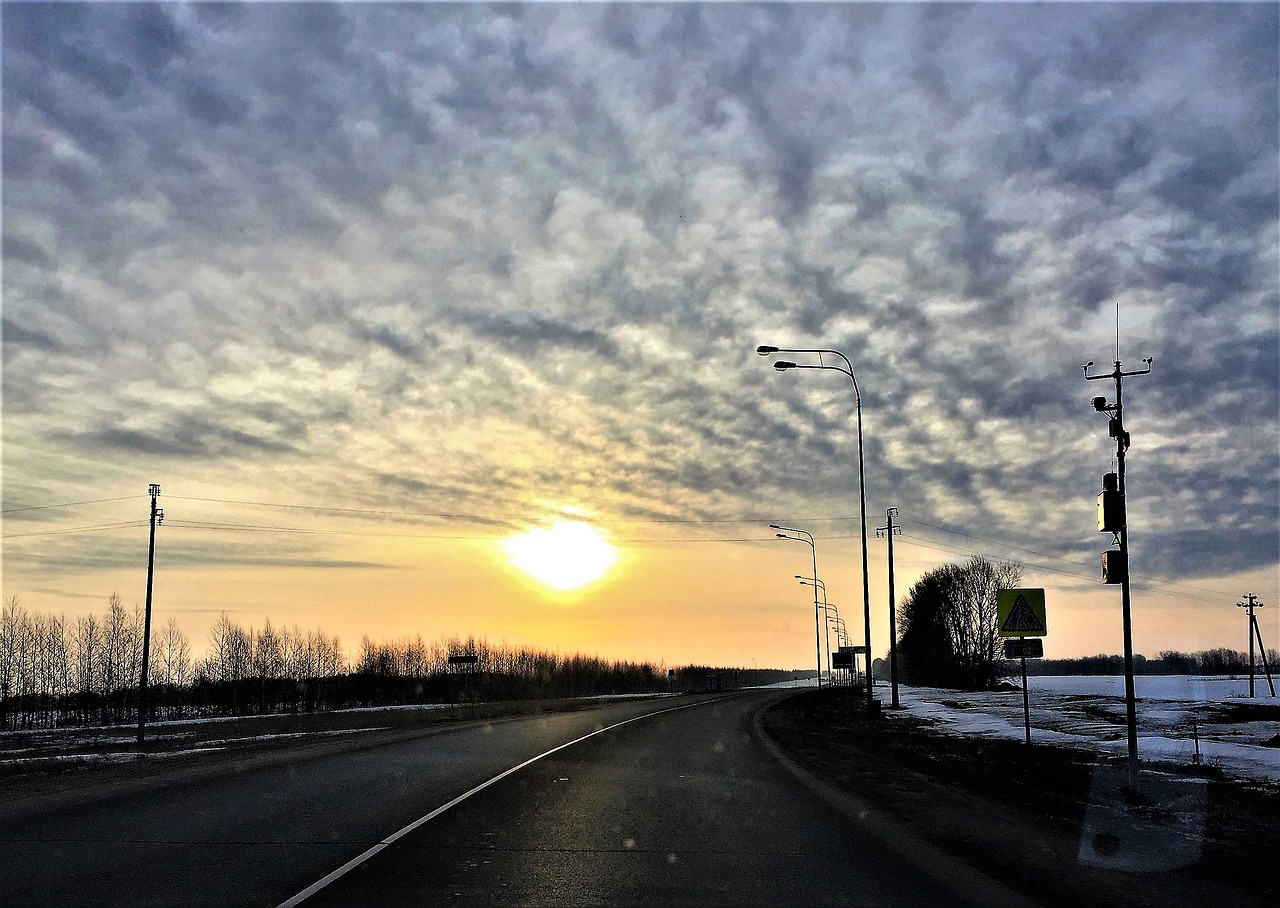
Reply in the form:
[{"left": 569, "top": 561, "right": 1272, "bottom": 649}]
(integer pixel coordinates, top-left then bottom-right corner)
[{"left": 0, "top": 691, "right": 1003, "bottom": 907}]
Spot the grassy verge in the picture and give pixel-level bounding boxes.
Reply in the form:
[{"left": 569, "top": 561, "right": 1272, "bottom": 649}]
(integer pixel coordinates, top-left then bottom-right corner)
[{"left": 761, "top": 687, "right": 1278, "bottom": 908}]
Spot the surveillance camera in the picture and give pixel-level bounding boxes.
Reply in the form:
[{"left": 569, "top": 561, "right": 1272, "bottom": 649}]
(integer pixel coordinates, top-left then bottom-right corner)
[{"left": 1091, "top": 396, "right": 1108, "bottom": 411}]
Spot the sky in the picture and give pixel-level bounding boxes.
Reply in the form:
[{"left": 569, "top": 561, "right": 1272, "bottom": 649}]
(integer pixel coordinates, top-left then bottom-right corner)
[{"left": 3, "top": 2, "right": 1277, "bottom": 671}]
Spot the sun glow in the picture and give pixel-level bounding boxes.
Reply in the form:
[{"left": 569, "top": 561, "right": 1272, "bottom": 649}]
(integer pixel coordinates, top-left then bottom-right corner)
[{"left": 500, "top": 521, "right": 619, "bottom": 592}]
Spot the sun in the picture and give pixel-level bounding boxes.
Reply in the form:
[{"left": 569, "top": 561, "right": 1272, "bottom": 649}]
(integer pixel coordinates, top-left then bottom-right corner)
[{"left": 500, "top": 521, "right": 619, "bottom": 592}]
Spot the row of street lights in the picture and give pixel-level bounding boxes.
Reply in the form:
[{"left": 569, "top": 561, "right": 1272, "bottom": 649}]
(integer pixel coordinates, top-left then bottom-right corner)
[
  {"left": 796, "top": 575, "right": 842, "bottom": 684},
  {"left": 757, "top": 345, "right": 885, "bottom": 710}
]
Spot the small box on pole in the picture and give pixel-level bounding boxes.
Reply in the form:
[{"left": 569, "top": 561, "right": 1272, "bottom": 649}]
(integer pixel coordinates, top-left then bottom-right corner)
[{"left": 1101, "top": 549, "right": 1127, "bottom": 584}]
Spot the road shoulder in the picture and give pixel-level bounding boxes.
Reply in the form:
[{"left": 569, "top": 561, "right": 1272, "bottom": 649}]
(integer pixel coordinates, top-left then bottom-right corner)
[{"left": 757, "top": 688, "right": 1277, "bottom": 908}]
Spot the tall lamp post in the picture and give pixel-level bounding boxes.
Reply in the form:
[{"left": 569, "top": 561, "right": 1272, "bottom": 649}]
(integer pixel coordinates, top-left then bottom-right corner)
[
  {"left": 759, "top": 345, "right": 874, "bottom": 709},
  {"left": 773, "top": 525, "right": 822, "bottom": 688},
  {"left": 797, "top": 575, "right": 833, "bottom": 683}
]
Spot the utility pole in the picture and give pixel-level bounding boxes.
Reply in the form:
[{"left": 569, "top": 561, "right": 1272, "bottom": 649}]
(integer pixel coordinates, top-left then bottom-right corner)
[
  {"left": 137, "top": 483, "right": 163, "bottom": 744},
  {"left": 1237, "top": 594, "right": 1276, "bottom": 698},
  {"left": 1085, "top": 356, "right": 1152, "bottom": 786},
  {"left": 875, "top": 507, "right": 902, "bottom": 708}
]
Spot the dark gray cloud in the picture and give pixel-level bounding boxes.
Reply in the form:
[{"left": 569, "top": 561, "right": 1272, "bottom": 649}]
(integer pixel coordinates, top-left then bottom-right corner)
[{"left": 2, "top": 3, "right": 1276, "bottom": 599}]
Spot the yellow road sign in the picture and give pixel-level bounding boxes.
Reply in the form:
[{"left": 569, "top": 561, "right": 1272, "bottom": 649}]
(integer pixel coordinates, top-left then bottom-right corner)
[{"left": 997, "top": 588, "right": 1047, "bottom": 637}]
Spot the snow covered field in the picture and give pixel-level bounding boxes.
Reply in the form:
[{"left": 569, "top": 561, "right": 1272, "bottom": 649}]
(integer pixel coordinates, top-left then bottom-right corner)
[{"left": 895, "top": 675, "right": 1280, "bottom": 782}]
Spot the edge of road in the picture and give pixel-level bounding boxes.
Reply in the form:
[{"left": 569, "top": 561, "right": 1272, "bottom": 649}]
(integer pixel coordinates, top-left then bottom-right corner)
[{"left": 751, "top": 691, "right": 1039, "bottom": 908}]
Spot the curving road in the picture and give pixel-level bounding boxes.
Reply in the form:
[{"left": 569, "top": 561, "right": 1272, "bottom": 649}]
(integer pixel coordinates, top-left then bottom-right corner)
[{"left": 0, "top": 691, "right": 1006, "bottom": 907}]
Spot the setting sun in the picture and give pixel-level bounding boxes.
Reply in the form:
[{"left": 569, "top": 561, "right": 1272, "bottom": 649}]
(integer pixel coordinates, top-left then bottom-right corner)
[{"left": 500, "top": 521, "right": 619, "bottom": 592}]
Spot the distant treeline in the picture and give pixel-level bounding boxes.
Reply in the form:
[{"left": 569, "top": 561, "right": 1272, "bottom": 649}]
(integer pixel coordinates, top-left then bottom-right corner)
[
  {"left": 0, "top": 595, "right": 805, "bottom": 731},
  {"left": 1024, "top": 648, "right": 1280, "bottom": 677}
]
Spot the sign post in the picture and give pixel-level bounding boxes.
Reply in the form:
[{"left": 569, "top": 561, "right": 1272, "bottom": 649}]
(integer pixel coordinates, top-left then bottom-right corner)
[{"left": 998, "top": 590, "right": 1047, "bottom": 746}]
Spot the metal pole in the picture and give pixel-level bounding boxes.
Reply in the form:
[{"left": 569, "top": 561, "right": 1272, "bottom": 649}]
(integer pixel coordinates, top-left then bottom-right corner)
[
  {"left": 137, "top": 483, "right": 161, "bottom": 744},
  {"left": 775, "top": 527, "right": 821, "bottom": 689},
  {"left": 811, "top": 543, "right": 821, "bottom": 688},
  {"left": 1114, "top": 367, "right": 1139, "bottom": 779},
  {"left": 758, "top": 345, "right": 875, "bottom": 708},
  {"left": 855, "top": 396, "right": 873, "bottom": 709},
  {"left": 1021, "top": 654, "right": 1031, "bottom": 747},
  {"left": 1085, "top": 357, "right": 1151, "bottom": 787}
]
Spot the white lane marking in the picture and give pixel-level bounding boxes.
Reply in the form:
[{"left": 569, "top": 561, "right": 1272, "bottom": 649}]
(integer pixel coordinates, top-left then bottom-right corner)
[{"left": 276, "top": 697, "right": 725, "bottom": 907}]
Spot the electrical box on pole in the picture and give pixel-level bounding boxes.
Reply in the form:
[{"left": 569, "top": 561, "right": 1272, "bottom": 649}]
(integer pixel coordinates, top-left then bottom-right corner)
[
  {"left": 1101, "top": 549, "right": 1127, "bottom": 584},
  {"left": 1097, "top": 472, "right": 1124, "bottom": 533}
]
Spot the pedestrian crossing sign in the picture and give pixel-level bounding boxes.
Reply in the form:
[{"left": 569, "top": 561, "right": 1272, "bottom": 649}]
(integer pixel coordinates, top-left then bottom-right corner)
[{"left": 997, "top": 589, "right": 1047, "bottom": 637}]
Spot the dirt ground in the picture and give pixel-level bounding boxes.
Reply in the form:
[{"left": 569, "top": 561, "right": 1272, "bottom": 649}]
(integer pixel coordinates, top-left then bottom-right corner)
[{"left": 761, "top": 687, "right": 1279, "bottom": 908}]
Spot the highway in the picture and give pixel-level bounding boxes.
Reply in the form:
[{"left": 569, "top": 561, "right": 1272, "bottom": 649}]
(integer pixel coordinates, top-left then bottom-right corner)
[{"left": 1, "top": 691, "right": 1003, "bottom": 906}]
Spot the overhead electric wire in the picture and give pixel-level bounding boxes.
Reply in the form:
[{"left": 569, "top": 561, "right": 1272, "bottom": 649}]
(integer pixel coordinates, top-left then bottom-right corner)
[
  {"left": 1, "top": 520, "right": 147, "bottom": 539},
  {"left": 1, "top": 495, "right": 143, "bottom": 514},
  {"left": 164, "top": 519, "right": 486, "bottom": 541}
]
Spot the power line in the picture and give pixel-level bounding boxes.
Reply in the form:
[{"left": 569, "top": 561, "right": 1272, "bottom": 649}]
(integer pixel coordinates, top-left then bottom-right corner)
[
  {"left": 1, "top": 496, "right": 143, "bottom": 514},
  {"left": 1, "top": 517, "right": 145, "bottom": 537},
  {"left": 164, "top": 519, "right": 484, "bottom": 541}
]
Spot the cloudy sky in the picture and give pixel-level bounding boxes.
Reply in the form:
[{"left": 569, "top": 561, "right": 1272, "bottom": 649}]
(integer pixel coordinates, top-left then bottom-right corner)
[{"left": 3, "top": 2, "right": 1277, "bottom": 668}]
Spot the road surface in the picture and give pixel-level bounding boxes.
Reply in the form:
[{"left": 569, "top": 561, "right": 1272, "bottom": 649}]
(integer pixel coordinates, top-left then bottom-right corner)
[{"left": 0, "top": 691, "right": 1004, "bottom": 906}]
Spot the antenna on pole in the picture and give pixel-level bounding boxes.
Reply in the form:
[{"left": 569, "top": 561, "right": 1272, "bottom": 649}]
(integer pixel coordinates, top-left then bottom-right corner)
[{"left": 1115, "top": 298, "right": 1121, "bottom": 364}]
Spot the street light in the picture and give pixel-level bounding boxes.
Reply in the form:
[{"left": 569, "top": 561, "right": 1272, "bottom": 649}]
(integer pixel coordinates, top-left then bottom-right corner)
[
  {"left": 797, "top": 575, "right": 833, "bottom": 683},
  {"left": 825, "top": 608, "right": 847, "bottom": 683},
  {"left": 759, "top": 345, "right": 874, "bottom": 709},
  {"left": 772, "top": 524, "right": 823, "bottom": 688}
]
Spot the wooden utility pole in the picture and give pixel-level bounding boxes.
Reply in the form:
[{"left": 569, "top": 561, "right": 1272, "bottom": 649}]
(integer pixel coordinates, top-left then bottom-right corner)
[
  {"left": 876, "top": 508, "right": 902, "bottom": 708},
  {"left": 1237, "top": 594, "right": 1276, "bottom": 698},
  {"left": 137, "top": 483, "right": 163, "bottom": 743}
]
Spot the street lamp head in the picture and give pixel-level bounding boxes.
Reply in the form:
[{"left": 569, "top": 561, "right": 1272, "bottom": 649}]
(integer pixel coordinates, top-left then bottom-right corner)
[
  {"left": 768, "top": 524, "right": 781, "bottom": 530},
  {"left": 773, "top": 360, "right": 796, "bottom": 371},
  {"left": 756, "top": 345, "right": 779, "bottom": 356}
]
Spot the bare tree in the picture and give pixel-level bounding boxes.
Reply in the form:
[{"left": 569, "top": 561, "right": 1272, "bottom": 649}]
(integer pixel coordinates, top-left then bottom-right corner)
[
  {"left": 897, "top": 556, "right": 1024, "bottom": 690},
  {"left": 1, "top": 596, "right": 26, "bottom": 729},
  {"left": 155, "top": 618, "right": 192, "bottom": 688}
]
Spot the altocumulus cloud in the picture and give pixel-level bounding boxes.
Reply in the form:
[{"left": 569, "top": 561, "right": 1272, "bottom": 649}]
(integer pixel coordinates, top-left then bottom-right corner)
[{"left": 3, "top": 3, "right": 1276, "bottom": 580}]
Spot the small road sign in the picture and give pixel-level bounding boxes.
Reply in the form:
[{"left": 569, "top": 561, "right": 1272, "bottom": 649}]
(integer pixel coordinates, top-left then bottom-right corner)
[
  {"left": 447, "top": 654, "right": 479, "bottom": 665},
  {"left": 997, "top": 589, "right": 1047, "bottom": 637},
  {"left": 1004, "top": 638, "right": 1044, "bottom": 659}
]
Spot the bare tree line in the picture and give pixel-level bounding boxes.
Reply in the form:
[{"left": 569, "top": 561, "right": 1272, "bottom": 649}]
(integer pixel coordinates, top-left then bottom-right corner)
[
  {"left": 2, "top": 596, "right": 788, "bottom": 730},
  {"left": 0, "top": 595, "right": 343, "bottom": 729}
]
